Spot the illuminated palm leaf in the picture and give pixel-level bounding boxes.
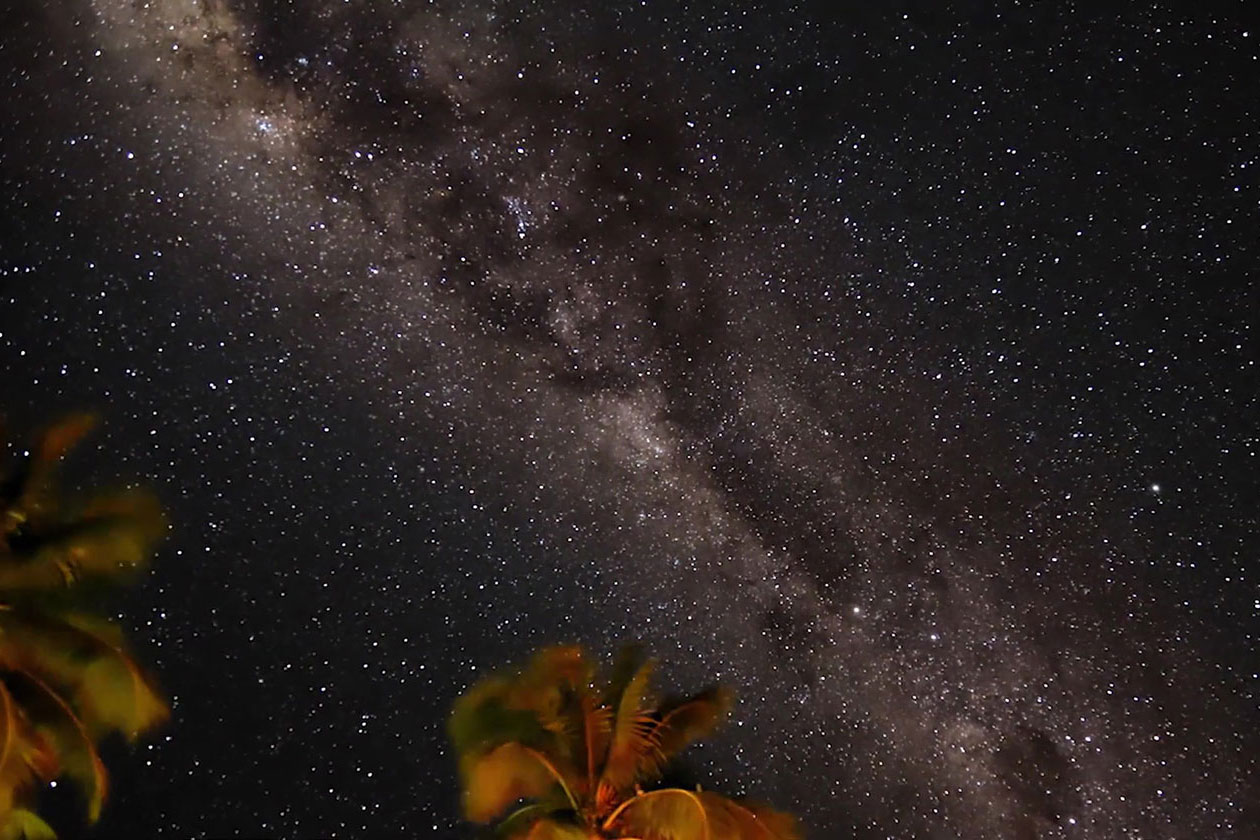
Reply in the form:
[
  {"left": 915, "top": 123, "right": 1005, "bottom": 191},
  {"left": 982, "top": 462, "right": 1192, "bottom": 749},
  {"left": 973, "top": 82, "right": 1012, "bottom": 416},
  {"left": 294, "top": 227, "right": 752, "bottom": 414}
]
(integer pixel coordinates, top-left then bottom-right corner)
[
  {"left": 579, "top": 692, "right": 612, "bottom": 799},
  {"left": 605, "top": 789, "right": 802, "bottom": 840},
  {"left": 634, "top": 687, "right": 733, "bottom": 782},
  {"left": 5, "top": 671, "right": 108, "bottom": 821},
  {"left": 0, "top": 414, "right": 168, "bottom": 833},
  {"left": 462, "top": 742, "right": 566, "bottom": 823},
  {"left": 450, "top": 676, "right": 543, "bottom": 755},
  {"left": 2, "top": 414, "right": 97, "bottom": 533},
  {"left": 0, "top": 808, "right": 56, "bottom": 840},
  {"left": 0, "top": 490, "right": 166, "bottom": 593},
  {"left": 519, "top": 818, "right": 590, "bottom": 840},
  {"left": 0, "top": 611, "right": 167, "bottom": 740},
  {"left": 493, "top": 803, "right": 586, "bottom": 839},
  {"left": 450, "top": 645, "right": 800, "bottom": 840},
  {"left": 598, "top": 657, "right": 657, "bottom": 796},
  {"left": 0, "top": 683, "right": 58, "bottom": 818}
]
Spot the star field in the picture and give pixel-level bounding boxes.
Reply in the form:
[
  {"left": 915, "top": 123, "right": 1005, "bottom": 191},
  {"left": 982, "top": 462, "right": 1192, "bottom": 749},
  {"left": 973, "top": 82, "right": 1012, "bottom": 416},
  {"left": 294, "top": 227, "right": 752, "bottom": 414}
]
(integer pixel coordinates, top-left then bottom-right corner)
[{"left": 1, "top": 1, "right": 1257, "bottom": 837}]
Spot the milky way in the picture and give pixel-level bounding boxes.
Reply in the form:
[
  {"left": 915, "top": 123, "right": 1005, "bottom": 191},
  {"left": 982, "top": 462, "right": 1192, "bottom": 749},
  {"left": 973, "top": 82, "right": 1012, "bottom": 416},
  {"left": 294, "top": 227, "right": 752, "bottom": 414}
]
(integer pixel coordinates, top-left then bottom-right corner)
[{"left": 2, "top": 1, "right": 1256, "bottom": 837}]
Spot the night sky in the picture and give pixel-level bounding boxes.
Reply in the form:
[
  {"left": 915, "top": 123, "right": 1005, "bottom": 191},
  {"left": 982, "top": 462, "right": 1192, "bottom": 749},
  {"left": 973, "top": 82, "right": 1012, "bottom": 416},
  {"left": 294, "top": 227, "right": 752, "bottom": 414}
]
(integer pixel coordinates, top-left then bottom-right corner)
[{"left": 2, "top": 2, "right": 1257, "bottom": 838}]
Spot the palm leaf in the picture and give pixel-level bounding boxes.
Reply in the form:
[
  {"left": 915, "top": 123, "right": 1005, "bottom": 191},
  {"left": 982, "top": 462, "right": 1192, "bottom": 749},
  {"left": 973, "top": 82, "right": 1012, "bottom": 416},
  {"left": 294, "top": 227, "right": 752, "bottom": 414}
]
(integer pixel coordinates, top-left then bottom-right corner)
[
  {"left": 461, "top": 742, "right": 565, "bottom": 823},
  {"left": 599, "top": 658, "right": 657, "bottom": 793},
  {"left": 449, "top": 677, "right": 553, "bottom": 758},
  {"left": 0, "top": 413, "right": 167, "bottom": 834},
  {"left": 606, "top": 789, "right": 802, "bottom": 840},
  {"left": 603, "top": 787, "right": 711, "bottom": 840},
  {"left": 0, "top": 490, "right": 166, "bottom": 590},
  {"left": 5, "top": 414, "right": 97, "bottom": 530},
  {"left": 520, "top": 646, "right": 592, "bottom": 691},
  {"left": 636, "top": 687, "right": 733, "bottom": 781},
  {"left": 6, "top": 669, "right": 108, "bottom": 822},
  {"left": 0, "top": 681, "right": 58, "bottom": 818},
  {"left": 59, "top": 613, "right": 167, "bottom": 740},
  {"left": 519, "top": 817, "right": 589, "bottom": 839},
  {"left": 601, "top": 644, "right": 648, "bottom": 707},
  {"left": 513, "top": 646, "right": 593, "bottom": 750},
  {"left": 580, "top": 691, "right": 611, "bottom": 798},
  {"left": 0, "top": 611, "right": 167, "bottom": 740},
  {"left": 450, "top": 646, "right": 802, "bottom": 840},
  {"left": 0, "top": 808, "right": 57, "bottom": 840},
  {"left": 493, "top": 802, "right": 554, "bottom": 838},
  {"left": 33, "top": 414, "right": 97, "bottom": 466},
  {"left": 492, "top": 803, "right": 584, "bottom": 839}
]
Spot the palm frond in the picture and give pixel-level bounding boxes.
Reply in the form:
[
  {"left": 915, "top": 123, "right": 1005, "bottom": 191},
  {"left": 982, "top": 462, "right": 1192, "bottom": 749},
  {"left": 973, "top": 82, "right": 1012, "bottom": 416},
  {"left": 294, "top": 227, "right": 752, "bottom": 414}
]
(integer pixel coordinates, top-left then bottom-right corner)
[
  {"left": 603, "top": 787, "right": 710, "bottom": 840},
  {"left": 3, "top": 413, "right": 97, "bottom": 532},
  {"left": 70, "top": 621, "right": 168, "bottom": 741},
  {"left": 6, "top": 669, "right": 108, "bottom": 822},
  {"left": 449, "top": 645, "right": 801, "bottom": 840},
  {"left": 449, "top": 676, "right": 555, "bottom": 759},
  {"left": 0, "top": 610, "right": 167, "bottom": 740},
  {"left": 460, "top": 742, "right": 567, "bottom": 824},
  {"left": 0, "top": 490, "right": 167, "bottom": 593},
  {"left": 696, "top": 792, "right": 802, "bottom": 840},
  {"left": 580, "top": 692, "right": 611, "bottom": 798},
  {"left": 0, "top": 412, "right": 166, "bottom": 833},
  {"left": 514, "top": 646, "right": 593, "bottom": 750},
  {"left": 601, "top": 644, "right": 648, "bottom": 707},
  {"left": 635, "top": 687, "right": 733, "bottom": 781},
  {"left": 599, "top": 657, "right": 657, "bottom": 793},
  {"left": 0, "top": 807, "right": 57, "bottom": 840},
  {"left": 518, "top": 817, "right": 589, "bottom": 839},
  {"left": 492, "top": 803, "right": 584, "bottom": 839},
  {"left": 0, "top": 681, "right": 58, "bottom": 818},
  {"left": 606, "top": 788, "right": 802, "bottom": 840},
  {"left": 33, "top": 414, "right": 97, "bottom": 466},
  {"left": 520, "top": 646, "right": 592, "bottom": 692}
]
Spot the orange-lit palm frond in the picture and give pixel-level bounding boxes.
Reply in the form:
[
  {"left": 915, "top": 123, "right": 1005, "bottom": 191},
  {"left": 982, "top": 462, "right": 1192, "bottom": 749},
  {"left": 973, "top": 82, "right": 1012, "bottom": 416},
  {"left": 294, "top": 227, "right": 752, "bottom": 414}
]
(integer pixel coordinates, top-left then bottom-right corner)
[
  {"left": 0, "top": 413, "right": 168, "bottom": 831},
  {"left": 0, "top": 610, "right": 167, "bottom": 741},
  {"left": 634, "top": 687, "right": 733, "bottom": 782},
  {"left": 0, "top": 681, "right": 58, "bottom": 816},
  {"left": 0, "top": 489, "right": 166, "bottom": 593},
  {"left": 580, "top": 691, "right": 611, "bottom": 798},
  {"left": 2, "top": 414, "right": 98, "bottom": 536},
  {"left": 460, "top": 741, "right": 568, "bottom": 824},
  {"left": 60, "top": 613, "right": 168, "bottom": 741},
  {"left": 522, "top": 817, "right": 589, "bottom": 839},
  {"left": 494, "top": 803, "right": 589, "bottom": 840},
  {"left": 5, "top": 669, "right": 109, "bottom": 821},
  {"left": 0, "top": 807, "right": 57, "bottom": 840},
  {"left": 605, "top": 788, "right": 802, "bottom": 840},
  {"left": 449, "top": 645, "right": 801, "bottom": 840},
  {"left": 603, "top": 787, "right": 710, "bottom": 840},
  {"left": 514, "top": 647, "right": 594, "bottom": 754},
  {"left": 450, "top": 646, "right": 597, "bottom": 816},
  {"left": 598, "top": 656, "right": 657, "bottom": 795}
]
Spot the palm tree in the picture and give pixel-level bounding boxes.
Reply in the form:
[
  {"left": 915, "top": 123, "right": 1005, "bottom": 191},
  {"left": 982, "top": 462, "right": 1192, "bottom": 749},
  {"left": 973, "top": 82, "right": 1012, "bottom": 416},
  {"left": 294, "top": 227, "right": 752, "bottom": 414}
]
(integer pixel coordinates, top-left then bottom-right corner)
[
  {"left": 449, "top": 644, "right": 801, "bottom": 839},
  {"left": 0, "top": 414, "right": 169, "bottom": 838}
]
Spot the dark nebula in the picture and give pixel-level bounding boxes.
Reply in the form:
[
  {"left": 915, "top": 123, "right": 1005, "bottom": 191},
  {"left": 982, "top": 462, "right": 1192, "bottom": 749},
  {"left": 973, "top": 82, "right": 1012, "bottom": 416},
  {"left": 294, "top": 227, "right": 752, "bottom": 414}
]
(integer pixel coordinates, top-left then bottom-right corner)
[{"left": 1, "top": 1, "right": 1256, "bottom": 837}]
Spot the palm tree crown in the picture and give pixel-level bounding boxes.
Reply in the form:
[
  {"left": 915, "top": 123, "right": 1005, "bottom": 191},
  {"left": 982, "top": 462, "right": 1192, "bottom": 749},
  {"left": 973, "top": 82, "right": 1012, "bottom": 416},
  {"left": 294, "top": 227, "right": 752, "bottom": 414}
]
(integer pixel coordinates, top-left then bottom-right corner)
[
  {"left": 449, "top": 644, "right": 801, "bottom": 839},
  {"left": 0, "top": 414, "right": 169, "bottom": 838}
]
